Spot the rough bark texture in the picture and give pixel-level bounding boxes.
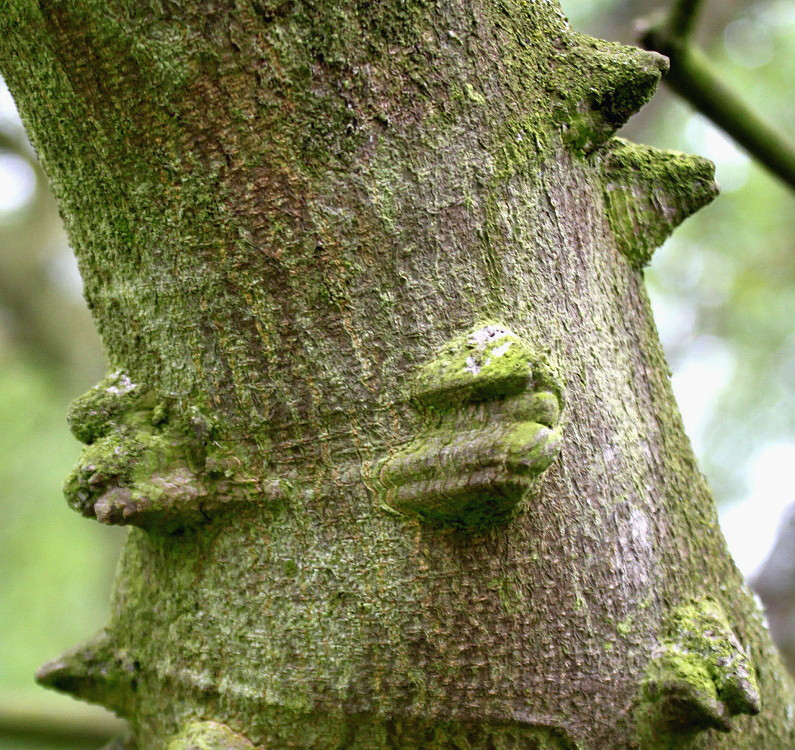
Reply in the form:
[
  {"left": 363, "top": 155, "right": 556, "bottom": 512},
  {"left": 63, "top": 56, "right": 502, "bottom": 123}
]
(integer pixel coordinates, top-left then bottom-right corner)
[{"left": 1, "top": 0, "right": 793, "bottom": 747}]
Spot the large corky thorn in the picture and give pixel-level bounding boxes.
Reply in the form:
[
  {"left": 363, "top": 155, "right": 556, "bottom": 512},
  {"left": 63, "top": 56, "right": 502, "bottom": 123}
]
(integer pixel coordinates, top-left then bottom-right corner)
[
  {"left": 637, "top": 599, "right": 760, "bottom": 748},
  {"left": 64, "top": 371, "right": 218, "bottom": 531},
  {"left": 595, "top": 138, "right": 718, "bottom": 268},
  {"left": 64, "top": 371, "right": 268, "bottom": 531},
  {"left": 36, "top": 630, "right": 137, "bottom": 717},
  {"left": 377, "top": 324, "right": 563, "bottom": 529},
  {"left": 551, "top": 34, "right": 668, "bottom": 154}
]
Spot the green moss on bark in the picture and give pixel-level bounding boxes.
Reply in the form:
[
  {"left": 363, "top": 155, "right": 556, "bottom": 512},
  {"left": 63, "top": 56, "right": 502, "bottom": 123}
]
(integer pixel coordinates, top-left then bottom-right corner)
[
  {"left": 167, "top": 721, "right": 256, "bottom": 750},
  {"left": 377, "top": 324, "right": 563, "bottom": 528},
  {"left": 637, "top": 599, "right": 761, "bottom": 748},
  {"left": 1, "top": 0, "right": 793, "bottom": 747},
  {"left": 596, "top": 139, "right": 718, "bottom": 268}
]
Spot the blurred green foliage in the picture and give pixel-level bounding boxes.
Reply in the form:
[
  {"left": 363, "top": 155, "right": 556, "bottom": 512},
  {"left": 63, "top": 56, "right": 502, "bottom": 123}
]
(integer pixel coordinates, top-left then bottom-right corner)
[
  {"left": 0, "top": 80, "right": 122, "bottom": 749},
  {"left": 0, "top": 358, "right": 111, "bottom": 687},
  {"left": 0, "top": 355, "right": 124, "bottom": 747},
  {"left": 0, "top": 0, "right": 792, "bottom": 745}
]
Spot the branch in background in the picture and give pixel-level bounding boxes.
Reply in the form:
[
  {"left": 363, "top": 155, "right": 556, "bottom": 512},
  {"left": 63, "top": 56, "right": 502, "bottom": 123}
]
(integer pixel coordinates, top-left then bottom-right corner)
[
  {"left": 0, "top": 697, "right": 123, "bottom": 747},
  {"left": 640, "top": 2, "right": 795, "bottom": 193},
  {"left": 667, "top": 0, "right": 704, "bottom": 41},
  {"left": 0, "top": 128, "right": 21, "bottom": 154}
]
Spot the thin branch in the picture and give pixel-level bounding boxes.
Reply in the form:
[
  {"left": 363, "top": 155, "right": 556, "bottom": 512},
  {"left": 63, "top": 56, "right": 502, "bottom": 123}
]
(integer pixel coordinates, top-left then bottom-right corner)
[
  {"left": 664, "top": 45, "right": 795, "bottom": 190},
  {"left": 641, "top": 21, "right": 795, "bottom": 194},
  {"left": 668, "top": 0, "right": 705, "bottom": 41},
  {"left": 0, "top": 694, "right": 124, "bottom": 746}
]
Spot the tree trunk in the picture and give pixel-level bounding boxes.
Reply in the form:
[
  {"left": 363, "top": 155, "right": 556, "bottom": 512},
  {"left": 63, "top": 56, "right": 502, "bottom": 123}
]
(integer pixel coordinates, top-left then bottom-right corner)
[{"left": 1, "top": 0, "right": 793, "bottom": 747}]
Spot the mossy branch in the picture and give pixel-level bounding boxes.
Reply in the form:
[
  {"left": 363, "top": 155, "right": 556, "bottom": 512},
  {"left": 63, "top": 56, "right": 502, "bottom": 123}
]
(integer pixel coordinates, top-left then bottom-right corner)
[{"left": 640, "top": 4, "right": 795, "bottom": 193}]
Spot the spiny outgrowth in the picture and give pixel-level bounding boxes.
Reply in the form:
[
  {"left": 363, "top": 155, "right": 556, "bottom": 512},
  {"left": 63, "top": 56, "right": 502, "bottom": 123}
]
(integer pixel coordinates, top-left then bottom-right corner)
[
  {"left": 167, "top": 720, "right": 257, "bottom": 749},
  {"left": 549, "top": 33, "right": 668, "bottom": 155},
  {"left": 36, "top": 630, "right": 138, "bottom": 717},
  {"left": 595, "top": 138, "right": 718, "bottom": 268},
  {"left": 67, "top": 371, "right": 143, "bottom": 445},
  {"left": 65, "top": 374, "right": 273, "bottom": 530},
  {"left": 65, "top": 373, "right": 274, "bottom": 530},
  {"left": 378, "top": 324, "right": 563, "bottom": 530},
  {"left": 637, "top": 599, "right": 760, "bottom": 748},
  {"left": 64, "top": 371, "right": 211, "bottom": 530}
]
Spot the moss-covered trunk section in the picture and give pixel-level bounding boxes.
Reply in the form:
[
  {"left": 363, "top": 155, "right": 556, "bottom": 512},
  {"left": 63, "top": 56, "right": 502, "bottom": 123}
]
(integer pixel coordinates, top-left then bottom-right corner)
[{"left": 1, "top": 0, "right": 793, "bottom": 747}]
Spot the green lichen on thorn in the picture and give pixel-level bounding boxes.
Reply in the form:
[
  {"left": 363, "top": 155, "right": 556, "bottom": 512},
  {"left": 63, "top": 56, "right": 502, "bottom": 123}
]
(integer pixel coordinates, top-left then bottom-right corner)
[
  {"left": 597, "top": 138, "right": 718, "bottom": 268},
  {"left": 413, "top": 324, "right": 559, "bottom": 411},
  {"left": 64, "top": 371, "right": 266, "bottom": 530},
  {"left": 67, "top": 370, "right": 142, "bottom": 444},
  {"left": 379, "top": 324, "right": 563, "bottom": 529},
  {"left": 36, "top": 630, "right": 137, "bottom": 717},
  {"left": 63, "top": 371, "right": 210, "bottom": 529},
  {"left": 551, "top": 34, "right": 668, "bottom": 154},
  {"left": 637, "top": 599, "right": 760, "bottom": 748}
]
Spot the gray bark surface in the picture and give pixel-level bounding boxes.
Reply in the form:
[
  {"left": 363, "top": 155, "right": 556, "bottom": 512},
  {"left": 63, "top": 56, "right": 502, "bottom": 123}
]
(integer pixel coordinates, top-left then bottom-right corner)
[{"left": 0, "top": 0, "right": 792, "bottom": 746}]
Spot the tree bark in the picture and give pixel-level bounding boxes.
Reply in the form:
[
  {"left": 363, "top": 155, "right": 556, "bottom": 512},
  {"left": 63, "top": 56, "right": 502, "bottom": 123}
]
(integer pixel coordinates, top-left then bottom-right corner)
[{"left": 1, "top": 0, "right": 793, "bottom": 747}]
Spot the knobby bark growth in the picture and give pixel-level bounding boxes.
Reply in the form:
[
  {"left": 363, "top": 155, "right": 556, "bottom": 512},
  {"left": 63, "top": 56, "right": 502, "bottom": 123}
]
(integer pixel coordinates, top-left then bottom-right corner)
[{"left": 1, "top": 0, "right": 793, "bottom": 747}]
